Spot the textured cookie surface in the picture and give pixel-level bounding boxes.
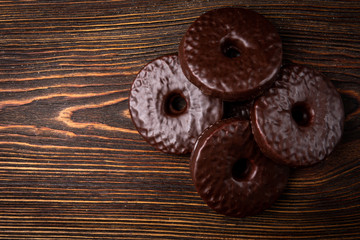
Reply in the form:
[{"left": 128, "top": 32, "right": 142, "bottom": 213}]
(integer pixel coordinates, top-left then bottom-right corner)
[
  {"left": 179, "top": 7, "right": 282, "bottom": 101},
  {"left": 251, "top": 65, "right": 344, "bottom": 167},
  {"left": 129, "top": 54, "right": 223, "bottom": 154},
  {"left": 190, "top": 118, "right": 289, "bottom": 217}
]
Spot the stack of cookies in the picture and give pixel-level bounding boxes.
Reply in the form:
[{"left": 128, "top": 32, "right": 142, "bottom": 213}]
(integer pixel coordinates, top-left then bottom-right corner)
[{"left": 128, "top": 7, "right": 344, "bottom": 217}]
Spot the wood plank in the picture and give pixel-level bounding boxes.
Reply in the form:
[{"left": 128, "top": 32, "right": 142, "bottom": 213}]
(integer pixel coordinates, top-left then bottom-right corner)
[{"left": 0, "top": 0, "right": 359, "bottom": 239}]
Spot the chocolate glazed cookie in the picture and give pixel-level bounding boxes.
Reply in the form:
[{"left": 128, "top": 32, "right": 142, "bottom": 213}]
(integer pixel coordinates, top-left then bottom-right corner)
[
  {"left": 179, "top": 7, "right": 282, "bottom": 101},
  {"left": 190, "top": 118, "right": 289, "bottom": 217},
  {"left": 129, "top": 54, "right": 223, "bottom": 154},
  {"left": 251, "top": 65, "right": 344, "bottom": 167}
]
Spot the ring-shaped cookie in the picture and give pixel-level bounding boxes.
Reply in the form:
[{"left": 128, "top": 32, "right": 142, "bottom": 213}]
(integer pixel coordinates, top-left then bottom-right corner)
[
  {"left": 251, "top": 65, "right": 344, "bottom": 167},
  {"left": 129, "top": 54, "right": 223, "bottom": 154},
  {"left": 190, "top": 118, "right": 289, "bottom": 217},
  {"left": 179, "top": 7, "right": 282, "bottom": 101}
]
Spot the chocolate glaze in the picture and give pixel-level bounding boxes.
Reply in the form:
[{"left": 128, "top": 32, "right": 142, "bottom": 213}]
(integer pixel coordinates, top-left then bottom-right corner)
[
  {"left": 190, "top": 118, "right": 289, "bottom": 217},
  {"left": 129, "top": 54, "right": 223, "bottom": 154},
  {"left": 251, "top": 65, "right": 344, "bottom": 167},
  {"left": 179, "top": 7, "right": 282, "bottom": 101}
]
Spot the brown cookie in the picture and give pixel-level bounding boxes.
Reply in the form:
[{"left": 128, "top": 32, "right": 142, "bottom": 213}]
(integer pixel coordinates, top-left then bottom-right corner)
[
  {"left": 179, "top": 7, "right": 282, "bottom": 101},
  {"left": 129, "top": 54, "right": 223, "bottom": 155},
  {"left": 251, "top": 65, "right": 344, "bottom": 167},
  {"left": 190, "top": 118, "right": 289, "bottom": 217}
]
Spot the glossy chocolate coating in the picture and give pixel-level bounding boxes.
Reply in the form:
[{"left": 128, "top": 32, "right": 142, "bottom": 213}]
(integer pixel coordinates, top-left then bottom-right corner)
[
  {"left": 251, "top": 65, "right": 344, "bottom": 167},
  {"left": 190, "top": 118, "right": 289, "bottom": 217},
  {"left": 129, "top": 54, "right": 223, "bottom": 155},
  {"left": 179, "top": 7, "right": 282, "bottom": 101}
]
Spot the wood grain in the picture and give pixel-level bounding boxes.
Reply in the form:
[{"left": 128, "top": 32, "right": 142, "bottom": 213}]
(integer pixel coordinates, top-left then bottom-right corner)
[{"left": 0, "top": 0, "right": 359, "bottom": 239}]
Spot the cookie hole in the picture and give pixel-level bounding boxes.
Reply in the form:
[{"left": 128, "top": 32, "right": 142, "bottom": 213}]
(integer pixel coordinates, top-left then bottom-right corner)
[
  {"left": 291, "top": 102, "right": 314, "bottom": 127},
  {"left": 220, "top": 38, "right": 241, "bottom": 58},
  {"left": 164, "top": 92, "right": 187, "bottom": 116},
  {"left": 232, "top": 158, "right": 249, "bottom": 181}
]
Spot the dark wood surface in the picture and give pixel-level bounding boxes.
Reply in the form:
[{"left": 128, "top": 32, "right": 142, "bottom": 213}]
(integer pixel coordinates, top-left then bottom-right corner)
[{"left": 0, "top": 0, "right": 359, "bottom": 239}]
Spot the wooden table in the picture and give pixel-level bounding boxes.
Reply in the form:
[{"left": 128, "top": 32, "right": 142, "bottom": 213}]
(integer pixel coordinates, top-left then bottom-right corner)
[{"left": 0, "top": 1, "right": 359, "bottom": 239}]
